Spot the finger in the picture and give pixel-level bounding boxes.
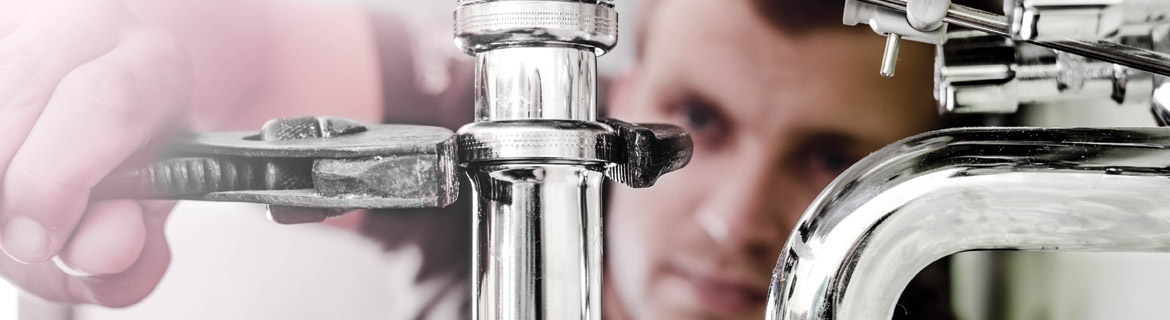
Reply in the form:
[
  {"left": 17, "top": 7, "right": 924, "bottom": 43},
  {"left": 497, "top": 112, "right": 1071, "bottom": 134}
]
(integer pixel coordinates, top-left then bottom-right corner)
[
  {"left": 0, "top": 249, "right": 81, "bottom": 304},
  {"left": 0, "top": 0, "right": 29, "bottom": 38},
  {"left": 70, "top": 200, "right": 173, "bottom": 308},
  {"left": 0, "top": 28, "right": 190, "bottom": 263},
  {"left": 0, "top": 0, "right": 131, "bottom": 194},
  {"left": 55, "top": 200, "right": 147, "bottom": 277},
  {"left": 0, "top": 200, "right": 173, "bottom": 307}
]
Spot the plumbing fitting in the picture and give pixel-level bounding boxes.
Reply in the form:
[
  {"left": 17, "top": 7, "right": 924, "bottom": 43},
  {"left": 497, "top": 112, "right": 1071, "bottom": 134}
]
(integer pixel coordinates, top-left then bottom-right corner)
[
  {"left": 766, "top": 127, "right": 1170, "bottom": 320},
  {"left": 849, "top": 0, "right": 1170, "bottom": 77},
  {"left": 935, "top": 30, "right": 1156, "bottom": 114},
  {"left": 1006, "top": 0, "right": 1170, "bottom": 41},
  {"left": 453, "top": 1, "right": 690, "bottom": 319}
]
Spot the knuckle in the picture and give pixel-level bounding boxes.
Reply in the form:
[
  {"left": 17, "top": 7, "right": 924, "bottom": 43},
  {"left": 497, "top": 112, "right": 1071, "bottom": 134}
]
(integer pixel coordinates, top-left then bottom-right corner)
[
  {"left": 127, "top": 27, "right": 187, "bottom": 67},
  {"left": 6, "top": 159, "right": 77, "bottom": 201},
  {"left": 122, "top": 27, "right": 191, "bottom": 107},
  {"left": 0, "top": 50, "right": 53, "bottom": 108},
  {"left": 60, "top": 62, "right": 146, "bottom": 125}
]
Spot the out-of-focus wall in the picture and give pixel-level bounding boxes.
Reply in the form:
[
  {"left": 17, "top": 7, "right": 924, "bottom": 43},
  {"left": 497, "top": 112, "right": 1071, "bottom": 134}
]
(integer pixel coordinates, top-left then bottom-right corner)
[{"left": 0, "top": 280, "right": 14, "bottom": 320}]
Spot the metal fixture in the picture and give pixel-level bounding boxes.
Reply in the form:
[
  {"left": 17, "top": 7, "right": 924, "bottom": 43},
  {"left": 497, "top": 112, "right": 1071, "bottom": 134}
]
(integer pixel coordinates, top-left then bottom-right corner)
[
  {"left": 1006, "top": 0, "right": 1170, "bottom": 42},
  {"left": 848, "top": 0, "right": 1170, "bottom": 77},
  {"left": 765, "top": 0, "right": 1170, "bottom": 319},
  {"left": 766, "top": 127, "right": 1170, "bottom": 319},
  {"left": 453, "top": 1, "right": 689, "bottom": 318},
  {"left": 935, "top": 30, "right": 1156, "bottom": 114},
  {"left": 844, "top": 0, "right": 947, "bottom": 77}
]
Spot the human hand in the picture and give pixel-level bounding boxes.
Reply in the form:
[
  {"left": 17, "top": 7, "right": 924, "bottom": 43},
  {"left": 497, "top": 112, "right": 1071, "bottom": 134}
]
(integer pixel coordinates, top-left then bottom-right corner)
[{"left": 0, "top": 0, "right": 190, "bottom": 307}]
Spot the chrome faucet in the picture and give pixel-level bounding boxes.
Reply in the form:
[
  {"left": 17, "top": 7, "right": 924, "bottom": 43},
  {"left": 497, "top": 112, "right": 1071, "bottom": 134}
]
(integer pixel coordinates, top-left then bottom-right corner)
[
  {"left": 768, "top": 1, "right": 1170, "bottom": 319},
  {"left": 766, "top": 127, "right": 1170, "bottom": 319}
]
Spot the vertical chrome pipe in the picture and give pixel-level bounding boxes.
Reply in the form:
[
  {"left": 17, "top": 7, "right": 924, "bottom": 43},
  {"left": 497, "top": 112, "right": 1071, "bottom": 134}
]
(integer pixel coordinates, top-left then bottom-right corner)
[
  {"left": 465, "top": 46, "right": 606, "bottom": 320},
  {"left": 467, "top": 163, "right": 605, "bottom": 320},
  {"left": 453, "top": 1, "right": 617, "bottom": 318},
  {"left": 474, "top": 47, "right": 597, "bottom": 122}
]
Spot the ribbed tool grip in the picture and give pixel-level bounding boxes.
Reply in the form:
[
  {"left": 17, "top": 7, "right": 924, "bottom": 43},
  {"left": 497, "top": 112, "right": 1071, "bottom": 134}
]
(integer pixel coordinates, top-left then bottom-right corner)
[{"left": 91, "top": 157, "right": 264, "bottom": 199}]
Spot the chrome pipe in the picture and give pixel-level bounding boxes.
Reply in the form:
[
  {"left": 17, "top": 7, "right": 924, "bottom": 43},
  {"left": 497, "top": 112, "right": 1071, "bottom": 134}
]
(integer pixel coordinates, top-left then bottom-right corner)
[
  {"left": 467, "top": 163, "right": 605, "bottom": 320},
  {"left": 474, "top": 47, "right": 597, "bottom": 122},
  {"left": 453, "top": 1, "right": 617, "bottom": 318},
  {"left": 766, "top": 127, "right": 1170, "bottom": 320},
  {"left": 463, "top": 44, "right": 607, "bottom": 320}
]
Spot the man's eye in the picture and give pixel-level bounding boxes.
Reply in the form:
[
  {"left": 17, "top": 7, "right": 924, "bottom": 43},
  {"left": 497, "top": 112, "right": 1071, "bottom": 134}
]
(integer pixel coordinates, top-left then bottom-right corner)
[
  {"left": 670, "top": 94, "right": 729, "bottom": 147},
  {"left": 683, "top": 100, "right": 714, "bottom": 130},
  {"left": 810, "top": 147, "right": 852, "bottom": 174},
  {"left": 795, "top": 141, "right": 861, "bottom": 189}
]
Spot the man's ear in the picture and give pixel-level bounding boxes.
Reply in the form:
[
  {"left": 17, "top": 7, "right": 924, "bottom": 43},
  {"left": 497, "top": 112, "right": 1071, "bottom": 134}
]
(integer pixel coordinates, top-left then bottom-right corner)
[{"left": 606, "top": 63, "right": 641, "bottom": 118}]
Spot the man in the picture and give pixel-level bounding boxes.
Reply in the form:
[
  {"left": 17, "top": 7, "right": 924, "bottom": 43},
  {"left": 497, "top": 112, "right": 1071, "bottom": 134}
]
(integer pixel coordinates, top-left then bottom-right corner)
[
  {"left": 0, "top": 0, "right": 950, "bottom": 318},
  {"left": 603, "top": 1, "right": 945, "bottom": 318}
]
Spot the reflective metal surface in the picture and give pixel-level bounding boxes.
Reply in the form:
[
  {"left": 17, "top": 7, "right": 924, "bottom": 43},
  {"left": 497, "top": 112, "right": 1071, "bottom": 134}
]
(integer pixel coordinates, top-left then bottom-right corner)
[
  {"left": 453, "top": 0, "right": 617, "bottom": 55},
  {"left": 936, "top": 31, "right": 1155, "bottom": 114},
  {"left": 857, "top": 0, "right": 1170, "bottom": 77},
  {"left": 1006, "top": 0, "right": 1170, "bottom": 41},
  {"left": 456, "top": 2, "right": 613, "bottom": 319},
  {"left": 474, "top": 47, "right": 598, "bottom": 122},
  {"left": 467, "top": 163, "right": 605, "bottom": 320},
  {"left": 766, "top": 127, "right": 1170, "bottom": 320},
  {"left": 458, "top": 120, "right": 617, "bottom": 163},
  {"left": 453, "top": 1, "right": 688, "bottom": 318}
]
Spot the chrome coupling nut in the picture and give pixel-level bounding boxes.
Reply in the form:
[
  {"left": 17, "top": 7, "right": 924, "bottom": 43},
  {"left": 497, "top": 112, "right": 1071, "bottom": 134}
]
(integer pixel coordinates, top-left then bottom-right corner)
[{"left": 454, "top": 0, "right": 618, "bottom": 55}]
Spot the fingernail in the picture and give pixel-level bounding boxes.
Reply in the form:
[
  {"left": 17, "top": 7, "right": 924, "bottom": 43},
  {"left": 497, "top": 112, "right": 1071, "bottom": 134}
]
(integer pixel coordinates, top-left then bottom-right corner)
[{"left": 2, "top": 216, "right": 50, "bottom": 262}]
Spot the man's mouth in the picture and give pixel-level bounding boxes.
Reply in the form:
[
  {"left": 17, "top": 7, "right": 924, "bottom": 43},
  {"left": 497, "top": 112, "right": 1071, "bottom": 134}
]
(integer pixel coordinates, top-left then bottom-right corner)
[{"left": 669, "top": 264, "right": 770, "bottom": 314}]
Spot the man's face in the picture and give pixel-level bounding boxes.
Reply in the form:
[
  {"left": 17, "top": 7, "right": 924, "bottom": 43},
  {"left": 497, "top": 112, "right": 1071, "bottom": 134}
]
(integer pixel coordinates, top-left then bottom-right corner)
[{"left": 604, "top": 0, "right": 938, "bottom": 319}]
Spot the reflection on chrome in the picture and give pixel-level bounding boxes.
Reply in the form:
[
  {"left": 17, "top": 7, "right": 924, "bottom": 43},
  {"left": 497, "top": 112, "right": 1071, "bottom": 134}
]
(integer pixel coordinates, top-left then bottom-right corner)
[{"left": 767, "top": 127, "right": 1170, "bottom": 320}]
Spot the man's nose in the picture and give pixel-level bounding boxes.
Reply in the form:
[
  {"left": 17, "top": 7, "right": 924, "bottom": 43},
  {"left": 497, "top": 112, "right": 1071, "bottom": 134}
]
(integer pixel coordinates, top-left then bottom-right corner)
[{"left": 693, "top": 155, "right": 792, "bottom": 259}]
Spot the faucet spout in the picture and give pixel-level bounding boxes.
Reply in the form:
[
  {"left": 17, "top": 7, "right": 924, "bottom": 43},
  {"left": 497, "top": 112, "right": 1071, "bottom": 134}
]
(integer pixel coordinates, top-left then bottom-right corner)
[{"left": 767, "top": 127, "right": 1170, "bottom": 320}]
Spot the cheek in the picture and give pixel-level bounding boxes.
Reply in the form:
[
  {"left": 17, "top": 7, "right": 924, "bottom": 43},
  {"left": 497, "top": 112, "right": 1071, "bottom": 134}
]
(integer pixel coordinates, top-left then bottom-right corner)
[{"left": 606, "top": 170, "right": 706, "bottom": 293}]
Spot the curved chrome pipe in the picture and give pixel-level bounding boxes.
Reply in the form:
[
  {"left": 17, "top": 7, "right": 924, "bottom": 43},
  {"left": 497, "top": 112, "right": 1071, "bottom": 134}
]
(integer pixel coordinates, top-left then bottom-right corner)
[{"left": 767, "top": 127, "right": 1170, "bottom": 320}]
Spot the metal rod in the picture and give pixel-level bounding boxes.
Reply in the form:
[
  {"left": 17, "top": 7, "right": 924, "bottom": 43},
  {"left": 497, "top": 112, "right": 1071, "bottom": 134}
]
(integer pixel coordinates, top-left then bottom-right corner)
[
  {"left": 881, "top": 33, "right": 902, "bottom": 77},
  {"left": 857, "top": 0, "right": 1170, "bottom": 77}
]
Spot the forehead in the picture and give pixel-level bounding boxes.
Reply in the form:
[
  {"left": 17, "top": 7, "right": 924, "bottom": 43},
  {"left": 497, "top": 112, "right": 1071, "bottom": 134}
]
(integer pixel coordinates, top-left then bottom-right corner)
[{"left": 640, "top": 0, "right": 938, "bottom": 145}]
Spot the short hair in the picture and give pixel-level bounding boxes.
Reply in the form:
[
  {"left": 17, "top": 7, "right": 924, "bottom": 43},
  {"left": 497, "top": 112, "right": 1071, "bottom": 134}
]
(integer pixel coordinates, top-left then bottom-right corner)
[
  {"left": 633, "top": 0, "right": 859, "bottom": 59},
  {"left": 635, "top": 0, "right": 1004, "bottom": 54},
  {"left": 749, "top": 0, "right": 847, "bottom": 34},
  {"left": 747, "top": 0, "right": 1007, "bottom": 33}
]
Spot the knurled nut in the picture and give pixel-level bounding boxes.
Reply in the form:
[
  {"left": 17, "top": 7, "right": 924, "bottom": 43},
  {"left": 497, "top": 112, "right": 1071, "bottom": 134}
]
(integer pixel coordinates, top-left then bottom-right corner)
[
  {"left": 456, "top": 120, "right": 618, "bottom": 164},
  {"left": 454, "top": 1, "right": 618, "bottom": 55}
]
